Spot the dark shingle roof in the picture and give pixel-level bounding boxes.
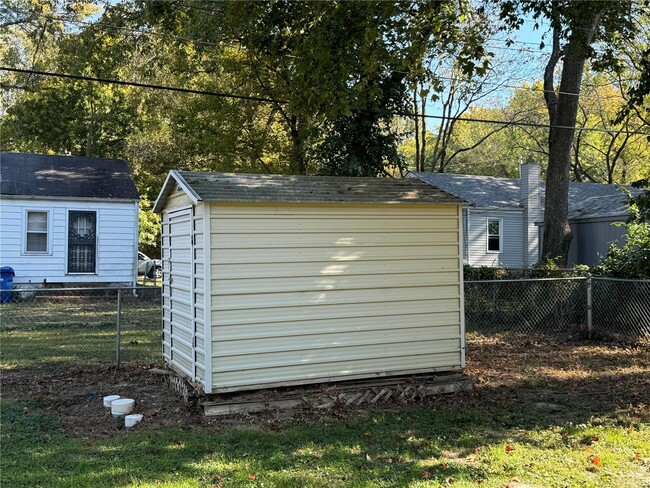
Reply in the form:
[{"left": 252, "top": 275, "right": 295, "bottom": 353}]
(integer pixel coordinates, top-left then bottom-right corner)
[
  {"left": 409, "top": 171, "right": 641, "bottom": 220},
  {"left": 0, "top": 152, "right": 139, "bottom": 200},
  {"left": 172, "top": 171, "right": 463, "bottom": 206}
]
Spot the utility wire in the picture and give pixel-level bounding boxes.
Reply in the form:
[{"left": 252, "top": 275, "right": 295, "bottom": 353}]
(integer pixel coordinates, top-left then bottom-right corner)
[
  {"left": 8, "top": 10, "right": 626, "bottom": 101},
  {"left": 0, "top": 66, "right": 285, "bottom": 104},
  {"left": 3, "top": 66, "right": 647, "bottom": 137}
]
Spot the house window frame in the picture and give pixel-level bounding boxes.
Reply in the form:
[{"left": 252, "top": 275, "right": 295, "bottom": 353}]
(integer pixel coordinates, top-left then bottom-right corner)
[
  {"left": 66, "top": 209, "right": 98, "bottom": 275},
  {"left": 486, "top": 217, "right": 502, "bottom": 253},
  {"left": 23, "top": 209, "right": 52, "bottom": 255}
]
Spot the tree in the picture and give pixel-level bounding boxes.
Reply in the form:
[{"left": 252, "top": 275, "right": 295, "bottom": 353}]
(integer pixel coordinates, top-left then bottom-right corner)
[{"left": 494, "top": 0, "right": 646, "bottom": 266}]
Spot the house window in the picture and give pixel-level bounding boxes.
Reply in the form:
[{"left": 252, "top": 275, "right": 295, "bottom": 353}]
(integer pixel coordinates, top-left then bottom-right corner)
[
  {"left": 68, "top": 211, "right": 97, "bottom": 273},
  {"left": 25, "top": 211, "right": 48, "bottom": 253},
  {"left": 487, "top": 218, "right": 501, "bottom": 253}
]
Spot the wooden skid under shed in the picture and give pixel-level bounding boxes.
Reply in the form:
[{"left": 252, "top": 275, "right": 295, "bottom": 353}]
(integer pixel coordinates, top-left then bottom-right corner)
[{"left": 202, "top": 373, "right": 473, "bottom": 416}]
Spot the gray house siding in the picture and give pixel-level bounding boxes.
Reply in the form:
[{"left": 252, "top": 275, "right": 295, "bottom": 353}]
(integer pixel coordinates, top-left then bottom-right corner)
[
  {"left": 466, "top": 209, "right": 525, "bottom": 268},
  {"left": 569, "top": 218, "right": 627, "bottom": 266}
]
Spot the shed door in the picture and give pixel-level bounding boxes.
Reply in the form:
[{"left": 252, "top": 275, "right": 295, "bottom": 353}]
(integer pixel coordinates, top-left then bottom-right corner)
[
  {"left": 68, "top": 211, "right": 97, "bottom": 273},
  {"left": 162, "top": 206, "right": 197, "bottom": 381}
]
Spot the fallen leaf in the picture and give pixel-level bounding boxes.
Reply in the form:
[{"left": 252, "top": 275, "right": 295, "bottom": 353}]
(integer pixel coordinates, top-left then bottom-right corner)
[
  {"left": 592, "top": 435, "right": 600, "bottom": 442},
  {"left": 505, "top": 443, "right": 515, "bottom": 452},
  {"left": 589, "top": 455, "right": 602, "bottom": 466},
  {"left": 634, "top": 452, "right": 642, "bottom": 459},
  {"left": 248, "top": 474, "right": 256, "bottom": 480}
]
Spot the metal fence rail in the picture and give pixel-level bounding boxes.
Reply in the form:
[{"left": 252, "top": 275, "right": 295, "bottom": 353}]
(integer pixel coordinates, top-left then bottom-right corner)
[
  {"left": 464, "top": 277, "right": 588, "bottom": 335},
  {"left": 0, "top": 286, "right": 161, "bottom": 368}
]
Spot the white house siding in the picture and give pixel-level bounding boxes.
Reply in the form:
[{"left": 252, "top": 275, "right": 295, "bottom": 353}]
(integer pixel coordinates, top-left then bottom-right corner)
[
  {"left": 208, "top": 203, "right": 463, "bottom": 393},
  {"left": 466, "top": 208, "right": 525, "bottom": 268},
  {"left": 0, "top": 198, "right": 137, "bottom": 285},
  {"left": 161, "top": 192, "right": 205, "bottom": 388}
]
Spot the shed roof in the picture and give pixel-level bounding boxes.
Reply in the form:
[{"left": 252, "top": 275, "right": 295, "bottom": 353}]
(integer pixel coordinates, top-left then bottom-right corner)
[
  {"left": 154, "top": 170, "right": 463, "bottom": 212},
  {"left": 0, "top": 152, "right": 139, "bottom": 200},
  {"left": 409, "top": 171, "right": 641, "bottom": 220}
]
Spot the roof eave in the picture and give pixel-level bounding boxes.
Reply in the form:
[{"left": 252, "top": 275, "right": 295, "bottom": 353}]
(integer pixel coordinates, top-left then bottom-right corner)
[{"left": 153, "top": 170, "right": 202, "bottom": 213}]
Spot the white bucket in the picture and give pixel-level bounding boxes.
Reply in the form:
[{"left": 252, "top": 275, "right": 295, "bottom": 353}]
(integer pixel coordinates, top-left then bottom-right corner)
[
  {"left": 111, "top": 398, "right": 135, "bottom": 417},
  {"left": 103, "top": 395, "right": 121, "bottom": 408},
  {"left": 125, "top": 414, "right": 143, "bottom": 428}
]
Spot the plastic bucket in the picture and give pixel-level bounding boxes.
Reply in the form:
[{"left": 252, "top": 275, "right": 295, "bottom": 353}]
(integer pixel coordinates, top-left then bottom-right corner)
[
  {"left": 111, "top": 398, "right": 135, "bottom": 417},
  {"left": 103, "top": 395, "right": 121, "bottom": 408},
  {"left": 125, "top": 414, "right": 143, "bottom": 428}
]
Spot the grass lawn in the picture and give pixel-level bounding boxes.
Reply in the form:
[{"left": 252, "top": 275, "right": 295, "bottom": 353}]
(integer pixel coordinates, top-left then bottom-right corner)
[
  {"left": 2, "top": 333, "right": 649, "bottom": 487},
  {"left": 2, "top": 398, "right": 649, "bottom": 487}
]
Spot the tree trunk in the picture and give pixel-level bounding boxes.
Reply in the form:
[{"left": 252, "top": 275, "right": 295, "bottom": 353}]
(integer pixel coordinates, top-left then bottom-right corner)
[
  {"left": 413, "top": 90, "right": 421, "bottom": 171},
  {"left": 542, "top": 13, "right": 601, "bottom": 266},
  {"left": 289, "top": 115, "right": 306, "bottom": 175}
]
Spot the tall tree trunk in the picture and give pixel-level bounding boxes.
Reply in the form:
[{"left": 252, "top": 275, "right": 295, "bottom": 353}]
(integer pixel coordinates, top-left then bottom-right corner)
[
  {"left": 289, "top": 115, "right": 306, "bottom": 175},
  {"left": 420, "top": 87, "right": 427, "bottom": 172},
  {"left": 542, "top": 13, "right": 601, "bottom": 266},
  {"left": 413, "top": 90, "right": 421, "bottom": 171}
]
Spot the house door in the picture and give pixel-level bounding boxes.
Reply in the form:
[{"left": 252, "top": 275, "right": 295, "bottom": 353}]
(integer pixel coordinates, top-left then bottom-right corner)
[{"left": 68, "top": 211, "right": 97, "bottom": 273}]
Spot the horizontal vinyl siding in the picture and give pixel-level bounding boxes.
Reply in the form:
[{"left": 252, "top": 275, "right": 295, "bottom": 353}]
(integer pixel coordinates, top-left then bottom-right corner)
[
  {"left": 0, "top": 199, "right": 136, "bottom": 284},
  {"left": 161, "top": 206, "right": 195, "bottom": 379},
  {"left": 209, "top": 203, "right": 463, "bottom": 392},
  {"left": 467, "top": 209, "right": 524, "bottom": 268},
  {"left": 191, "top": 205, "right": 205, "bottom": 387}
]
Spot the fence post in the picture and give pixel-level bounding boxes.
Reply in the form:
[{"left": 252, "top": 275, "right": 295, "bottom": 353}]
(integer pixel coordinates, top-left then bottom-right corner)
[
  {"left": 116, "top": 287, "right": 122, "bottom": 365},
  {"left": 586, "top": 274, "right": 593, "bottom": 338}
]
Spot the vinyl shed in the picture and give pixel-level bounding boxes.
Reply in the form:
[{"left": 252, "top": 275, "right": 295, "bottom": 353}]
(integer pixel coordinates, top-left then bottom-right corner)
[{"left": 153, "top": 171, "right": 466, "bottom": 394}]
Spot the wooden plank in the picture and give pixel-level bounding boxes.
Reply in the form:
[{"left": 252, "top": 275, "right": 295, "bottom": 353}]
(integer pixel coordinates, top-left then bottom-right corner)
[{"left": 202, "top": 372, "right": 473, "bottom": 416}]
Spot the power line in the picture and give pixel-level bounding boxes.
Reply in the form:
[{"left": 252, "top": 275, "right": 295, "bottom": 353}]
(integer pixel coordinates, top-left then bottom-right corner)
[
  {"left": 11, "top": 9, "right": 621, "bottom": 102},
  {"left": 3, "top": 66, "right": 646, "bottom": 137},
  {"left": 0, "top": 66, "right": 286, "bottom": 104}
]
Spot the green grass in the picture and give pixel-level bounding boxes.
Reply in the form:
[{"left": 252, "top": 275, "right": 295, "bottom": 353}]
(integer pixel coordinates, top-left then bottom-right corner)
[
  {"left": 2, "top": 400, "right": 648, "bottom": 488},
  {"left": 0, "top": 325, "right": 159, "bottom": 367},
  {"left": 0, "top": 295, "right": 161, "bottom": 367}
]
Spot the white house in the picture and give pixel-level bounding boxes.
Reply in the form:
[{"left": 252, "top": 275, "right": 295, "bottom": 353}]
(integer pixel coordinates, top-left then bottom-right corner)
[
  {"left": 0, "top": 152, "right": 140, "bottom": 286},
  {"left": 153, "top": 170, "right": 465, "bottom": 394},
  {"left": 409, "top": 162, "right": 640, "bottom": 267}
]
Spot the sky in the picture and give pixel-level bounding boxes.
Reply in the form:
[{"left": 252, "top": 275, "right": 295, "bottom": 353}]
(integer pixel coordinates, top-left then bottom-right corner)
[{"left": 424, "top": 15, "right": 552, "bottom": 130}]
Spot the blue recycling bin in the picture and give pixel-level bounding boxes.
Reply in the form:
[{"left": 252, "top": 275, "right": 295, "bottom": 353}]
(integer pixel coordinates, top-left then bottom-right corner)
[{"left": 0, "top": 266, "right": 15, "bottom": 303}]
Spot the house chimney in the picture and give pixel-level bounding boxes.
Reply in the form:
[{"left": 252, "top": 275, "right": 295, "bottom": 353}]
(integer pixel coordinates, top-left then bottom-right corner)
[{"left": 520, "top": 158, "right": 541, "bottom": 267}]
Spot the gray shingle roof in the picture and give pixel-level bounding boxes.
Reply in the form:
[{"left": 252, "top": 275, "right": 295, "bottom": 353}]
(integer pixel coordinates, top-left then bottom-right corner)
[
  {"left": 171, "top": 171, "right": 463, "bottom": 206},
  {"left": 409, "top": 171, "right": 641, "bottom": 220},
  {"left": 0, "top": 152, "right": 139, "bottom": 200}
]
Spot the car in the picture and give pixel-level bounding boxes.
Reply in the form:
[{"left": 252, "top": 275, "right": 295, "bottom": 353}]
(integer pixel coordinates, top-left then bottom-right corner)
[{"left": 138, "top": 252, "right": 162, "bottom": 278}]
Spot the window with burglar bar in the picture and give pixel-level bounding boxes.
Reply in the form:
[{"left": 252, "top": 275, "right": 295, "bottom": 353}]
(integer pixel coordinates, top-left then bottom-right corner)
[{"left": 68, "top": 211, "right": 97, "bottom": 273}]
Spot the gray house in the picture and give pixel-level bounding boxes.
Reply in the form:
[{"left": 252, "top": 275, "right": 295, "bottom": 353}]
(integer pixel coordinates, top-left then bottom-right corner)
[{"left": 409, "top": 163, "right": 639, "bottom": 267}]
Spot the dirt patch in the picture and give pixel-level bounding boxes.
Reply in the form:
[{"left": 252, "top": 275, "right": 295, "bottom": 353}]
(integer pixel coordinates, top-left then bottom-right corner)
[{"left": 2, "top": 333, "right": 649, "bottom": 438}]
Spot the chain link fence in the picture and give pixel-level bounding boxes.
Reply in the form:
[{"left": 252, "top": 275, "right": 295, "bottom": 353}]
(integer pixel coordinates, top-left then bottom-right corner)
[
  {"left": 2, "top": 276, "right": 648, "bottom": 372},
  {"left": 464, "top": 277, "right": 588, "bottom": 335},
  {"left": 592, "top": 277, "right": 650, "bottom": 340},
  {"left": 465, "top": 276, "right": 650, "bottom": 341},
  {"left": 0, "top": 286, "right": 161, "bottom": 369}
]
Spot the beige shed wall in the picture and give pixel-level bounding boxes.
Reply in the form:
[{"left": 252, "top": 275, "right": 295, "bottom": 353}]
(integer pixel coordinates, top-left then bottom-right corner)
[{"left": 208, "top": 203, "right": 464, "bottom": 393}]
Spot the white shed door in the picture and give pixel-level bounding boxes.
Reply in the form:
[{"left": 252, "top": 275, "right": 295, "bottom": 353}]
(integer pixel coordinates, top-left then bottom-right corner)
[{"left": 162, "top": 206, "right": 196, "bottom": 380}]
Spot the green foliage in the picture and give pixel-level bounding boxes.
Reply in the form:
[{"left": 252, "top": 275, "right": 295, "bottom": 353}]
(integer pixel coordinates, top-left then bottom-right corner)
[
  {"left": 138, "top": 198, "right": 160, "bottom": 257},
  {"left": 629, "top": 179, "right": 650, "bottom": 223},
  {"left": 463, "top": 262, "right": 587, "bottom": 280},
  {"left": 594, "top": 222, "right": 650, "bottom": 279}
]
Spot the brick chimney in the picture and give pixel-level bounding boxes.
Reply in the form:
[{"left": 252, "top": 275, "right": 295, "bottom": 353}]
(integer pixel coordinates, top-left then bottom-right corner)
[{"left": 520, "top": 158, "right": 541, "bottom": 267}]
